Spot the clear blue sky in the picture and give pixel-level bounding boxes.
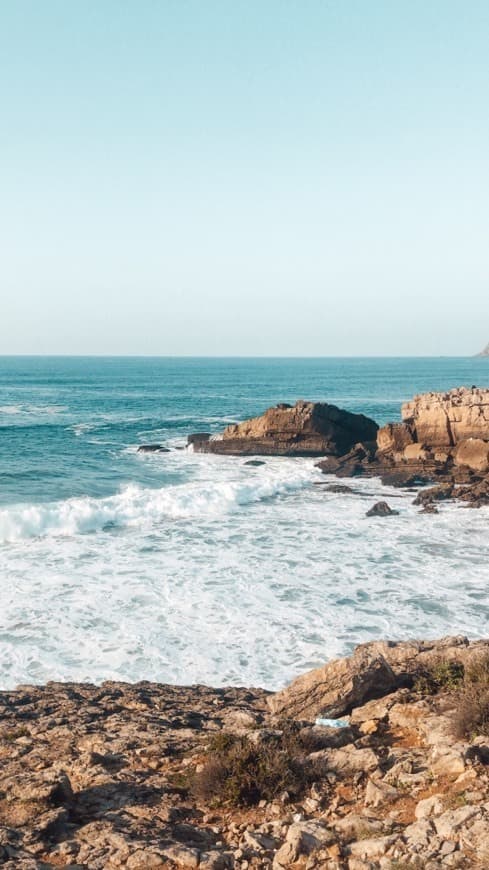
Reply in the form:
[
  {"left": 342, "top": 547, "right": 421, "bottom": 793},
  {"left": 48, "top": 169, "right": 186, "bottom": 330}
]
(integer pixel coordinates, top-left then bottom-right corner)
[{"left": 1, "top": 0, "right": 488, "bottom": 355}]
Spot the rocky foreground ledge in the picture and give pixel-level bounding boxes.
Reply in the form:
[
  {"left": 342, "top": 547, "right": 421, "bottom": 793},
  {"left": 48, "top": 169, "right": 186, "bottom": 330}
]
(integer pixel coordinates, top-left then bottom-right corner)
[{"left": 3, "top": 638, "right": 489, "bottom": 869}]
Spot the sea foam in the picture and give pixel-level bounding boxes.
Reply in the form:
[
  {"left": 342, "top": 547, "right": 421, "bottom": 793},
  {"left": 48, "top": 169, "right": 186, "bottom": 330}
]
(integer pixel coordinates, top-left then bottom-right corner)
[{"left": 0, "top": 462, "right": 313, "bottom": 543}]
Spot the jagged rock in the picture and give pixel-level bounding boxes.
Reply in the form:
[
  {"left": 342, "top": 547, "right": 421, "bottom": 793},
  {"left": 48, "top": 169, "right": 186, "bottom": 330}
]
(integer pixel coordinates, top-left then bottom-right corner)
[
  {"left": 414, "top": 484, "right": 454, "bottom": 506},
  {"left": 269, "top": 644, "right": 398, "bottom": 720},
  {"left": 269, "top": 636, "right": 489, "bottom": 721},
  {"left": 376, "top": 422, "right": 414, "bottom": 454},
  {"left": 189, "top": 401, "right": 378, "bottom": 457},
  {"left": 402, "top": 387, "right": 489, "bottom": 446},
  {"left": 273, "top": 821, "right": 336, "bottom": 867},
  {"left": 365, "top": 501, "right": 399, "bottom": 517}
]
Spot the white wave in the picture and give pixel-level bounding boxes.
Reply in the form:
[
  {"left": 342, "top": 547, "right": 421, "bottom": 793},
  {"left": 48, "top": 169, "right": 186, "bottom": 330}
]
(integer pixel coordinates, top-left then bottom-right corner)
[
  {"left": 0, "top": 464, "right": 313, "bottom": 543},
  {"left": 0, "top": 403, "right": 67, "bottom": 416}
]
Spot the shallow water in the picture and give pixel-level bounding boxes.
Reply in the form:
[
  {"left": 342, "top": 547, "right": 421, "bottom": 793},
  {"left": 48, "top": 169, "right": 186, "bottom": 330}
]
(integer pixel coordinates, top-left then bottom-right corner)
[{"left": 1, "top": 356, "right": 488, "bottom": 689}]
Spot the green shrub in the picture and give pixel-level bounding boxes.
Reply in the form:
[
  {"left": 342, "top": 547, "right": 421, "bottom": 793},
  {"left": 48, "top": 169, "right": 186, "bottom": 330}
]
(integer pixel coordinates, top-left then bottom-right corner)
[
  {"left": 192, "top": 724, "right": 325, "bottom": 807},
  {"left": 413, "top": 659, "right": 464, "bottom": 695}
]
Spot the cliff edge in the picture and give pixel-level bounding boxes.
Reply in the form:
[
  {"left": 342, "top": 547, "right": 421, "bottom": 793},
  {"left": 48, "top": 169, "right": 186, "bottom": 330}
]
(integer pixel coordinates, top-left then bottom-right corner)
[{"left": 2, "top": 637, "right": 489, "bottom": 868}]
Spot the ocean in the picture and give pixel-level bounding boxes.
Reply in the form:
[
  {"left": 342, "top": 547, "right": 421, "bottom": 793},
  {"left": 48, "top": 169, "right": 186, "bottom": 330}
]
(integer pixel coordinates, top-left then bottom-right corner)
[{"left": 0, "top": 355, "right": 488, "bottom": 691}]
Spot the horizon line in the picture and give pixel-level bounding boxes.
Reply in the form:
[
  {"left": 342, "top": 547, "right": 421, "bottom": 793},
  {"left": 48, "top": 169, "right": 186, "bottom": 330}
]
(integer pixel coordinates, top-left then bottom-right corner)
[{"left": 0, "top": 354, "right": 485, "bottom": 360}]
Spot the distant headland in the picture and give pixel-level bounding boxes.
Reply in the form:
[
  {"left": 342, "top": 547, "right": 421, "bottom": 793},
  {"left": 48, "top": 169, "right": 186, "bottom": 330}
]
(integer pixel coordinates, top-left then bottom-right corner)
[{"left": 476, "top": 342, "right": 489, "bottom": 356}]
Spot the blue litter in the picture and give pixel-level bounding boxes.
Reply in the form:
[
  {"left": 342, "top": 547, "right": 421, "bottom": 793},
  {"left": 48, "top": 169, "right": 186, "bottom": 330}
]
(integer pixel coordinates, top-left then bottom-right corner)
[{"left": 315, "top": 717, "right": 349, "bottom": 728}]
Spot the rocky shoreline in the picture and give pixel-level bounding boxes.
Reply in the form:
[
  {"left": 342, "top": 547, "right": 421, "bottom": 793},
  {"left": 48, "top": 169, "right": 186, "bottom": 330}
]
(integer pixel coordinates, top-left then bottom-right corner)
[
  {"left": 189, "top": 387, "right": 489, "bottom": 508},
  {"left": 3, "top": 637, "right": 489, "bottom": 869}
]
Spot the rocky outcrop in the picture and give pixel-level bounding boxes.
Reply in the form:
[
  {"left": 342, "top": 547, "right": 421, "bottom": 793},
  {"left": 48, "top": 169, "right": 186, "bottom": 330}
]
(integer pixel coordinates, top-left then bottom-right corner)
[
  {"left": 401, "top": 386, "right": 489, "bottom": 447},
  {"left": 269, "top": 636, "right": 487, "bottom": 721},
  {"left": 476, "top": 342, "right": 489, "bottom": 357},
  {"left": 3, "top": 638, "right": 489, "bottom": 869},
  {"left": 189, "top": 401, "right": 378, "bottom": 457},
  {"left": 316, "top": 386, "right": 489, "bottom": 508}
]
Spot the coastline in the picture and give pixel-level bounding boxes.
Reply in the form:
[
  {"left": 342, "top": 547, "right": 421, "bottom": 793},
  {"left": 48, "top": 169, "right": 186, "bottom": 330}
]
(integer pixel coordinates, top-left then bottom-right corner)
[{"left": 2, "top": 637, "right": 489, "bottom": 869}]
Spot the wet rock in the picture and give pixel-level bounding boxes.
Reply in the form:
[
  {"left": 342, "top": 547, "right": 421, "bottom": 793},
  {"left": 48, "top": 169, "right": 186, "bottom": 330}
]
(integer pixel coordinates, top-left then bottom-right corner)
[
  {"left": 414, "top": 484, "right": 454, "bottom": 506},
  {"left": 243, "top": 460, "right": 266, "bottom": 466},
  {"left": 365, "top": 501, "right": 399, "bottom": 517},
  {"left": 137, "top": 444, "right": 170, "bottom": 453}
]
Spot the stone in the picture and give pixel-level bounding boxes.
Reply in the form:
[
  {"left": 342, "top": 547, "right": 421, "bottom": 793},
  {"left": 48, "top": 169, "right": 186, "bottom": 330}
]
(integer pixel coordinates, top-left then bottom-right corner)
[
  {"left": 415, "top": 795, "right": 444, "bottom": 820},
  {"left": 189, "top": 400, "right": 378, "bottom": 457},
  {"left": 348, "top": 836, "right": 395, "bottom": 860},
  {"left": 334, "top": 814, "right": 384, "bottom": 841},
  {"left": 137, "top": 444, "right": 170, "bottom": 453},
  {"left": 269, "top": 645, "right": 398, "bottom": 720},
  {"left": 365, "top": 501, "right": 399, "bottom": 517},
  {"left": 433, "top": 805, "right": 480, "bottom": 839},
  {"left": 126, "top": 850, "right": 165, "bottom": 868},
  {"left": 162, "top": 845, "right": 200, "bottom": 867},
  {"left": 403, "top": 443, "right": 430, "bottom": 461},
  {"left": 364, "top": 778, "right": 399, "bottom": 807},
  {"left": 376, "top": 423, "right": 414, "bottom": 453},
  {"left": 270, "top": 636, "right": 489, "bottom": 721},
  {"left": 454, "top": 438, "right": 489, "bottom": 473},
  {"left": 402, "top": 387, "right": 489, "bottom": 446}
]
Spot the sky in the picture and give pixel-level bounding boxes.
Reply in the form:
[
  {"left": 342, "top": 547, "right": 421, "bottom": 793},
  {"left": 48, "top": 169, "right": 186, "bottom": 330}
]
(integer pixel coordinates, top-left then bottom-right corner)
[{"left": 1, "top": 0, "right": 489, "bottom": 356}]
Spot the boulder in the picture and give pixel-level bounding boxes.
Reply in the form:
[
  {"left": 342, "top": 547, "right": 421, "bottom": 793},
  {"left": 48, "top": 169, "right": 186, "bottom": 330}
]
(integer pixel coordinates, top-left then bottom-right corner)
[
  {"left": 189, "top": 401, "right": 378, "bottom": 457},
  {"left": 366, "top": 501, "right": 399, "bottom": 517},
  {"left": 454, "top": 438, "right": 489, "bottom": 473},
  {"left": 402, "top": 387, "right": 489, "bottom": 447},
  {"left": 269, "top": 636, "right": 489, "bottom": 721}
]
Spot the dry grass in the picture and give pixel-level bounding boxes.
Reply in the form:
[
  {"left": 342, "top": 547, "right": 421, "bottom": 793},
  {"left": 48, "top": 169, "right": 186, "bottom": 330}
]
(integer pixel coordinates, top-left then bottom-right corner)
[
  {"left": 452, "top": 653, "right": 489, "bottom": 739},
  {"left": 192, "top": 724, "right": 326, "bottom": 807}
]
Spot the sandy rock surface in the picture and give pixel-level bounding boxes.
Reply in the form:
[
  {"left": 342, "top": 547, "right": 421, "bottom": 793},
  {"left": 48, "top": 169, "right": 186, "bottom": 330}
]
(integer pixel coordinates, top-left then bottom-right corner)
[{"left": 2, "top": 639, "right": 489, "bottom": 868}]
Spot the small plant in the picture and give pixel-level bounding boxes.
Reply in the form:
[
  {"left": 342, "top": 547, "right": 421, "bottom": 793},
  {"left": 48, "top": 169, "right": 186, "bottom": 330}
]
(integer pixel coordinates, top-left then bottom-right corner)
[
  {"left": 413, "top": 659, "right": 464, "bottom": 695},
  {"left": 192, "top": 724, "right": 326, "bottom": 807},
  {"left": 452, "top": 653, "right": 489, "bottom": 739}
]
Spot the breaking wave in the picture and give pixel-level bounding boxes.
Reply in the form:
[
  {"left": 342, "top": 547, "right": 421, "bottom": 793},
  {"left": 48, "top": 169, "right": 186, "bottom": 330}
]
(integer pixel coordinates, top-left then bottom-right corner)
[{"left": 0, "top": 465, "right": 313, "bottom": 543}]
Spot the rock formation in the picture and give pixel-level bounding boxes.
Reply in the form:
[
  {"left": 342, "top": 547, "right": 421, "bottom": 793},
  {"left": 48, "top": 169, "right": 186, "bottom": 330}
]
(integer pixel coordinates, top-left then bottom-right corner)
[
  {"left": 3, "top": 637, "right": 489, "bottom": 868},
  {"left": 317, "top": 386, "right": 489, "bottom": 508},
  {"left": 401, "top": 387, "right": 489, "bottom": 447},
  {"left": 476, "top": 342, "right": 489, "bottom": 357},
  {"left": 269, "top": 636, "right": 488, "bottom": 721},
  {"left": 189, "top": 401, "right": 378, "bottom": 457}
]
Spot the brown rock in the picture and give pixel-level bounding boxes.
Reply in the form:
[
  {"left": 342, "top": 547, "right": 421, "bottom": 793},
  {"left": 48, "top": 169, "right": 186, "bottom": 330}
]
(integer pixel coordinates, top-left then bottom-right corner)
[
  {"left": 376, "top": 423, "right": 414, "bottom": 454},
  {"left": 269, "top": 645, "right": 397, "bottom": 720},
  {"left": 454, "top": 438, "right": 489, "bottom": 473},
  {"left": 269, "top": 636, "right": 489, "bottom": 721},
  {"left": 189, "top": 401, "right": 378, "bottom": 457},
  {"left": 403, "top": 444, "right": 430, "bottom": 461},
  {"left": 402, "top": 387, "right": 489, "bottom": 446}
]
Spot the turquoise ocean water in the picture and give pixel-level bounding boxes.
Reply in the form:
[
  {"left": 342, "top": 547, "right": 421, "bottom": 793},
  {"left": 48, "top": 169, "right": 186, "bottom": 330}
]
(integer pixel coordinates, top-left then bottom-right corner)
[{"left": 0, "top": 356, "right": 488, "bottom": 689}]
